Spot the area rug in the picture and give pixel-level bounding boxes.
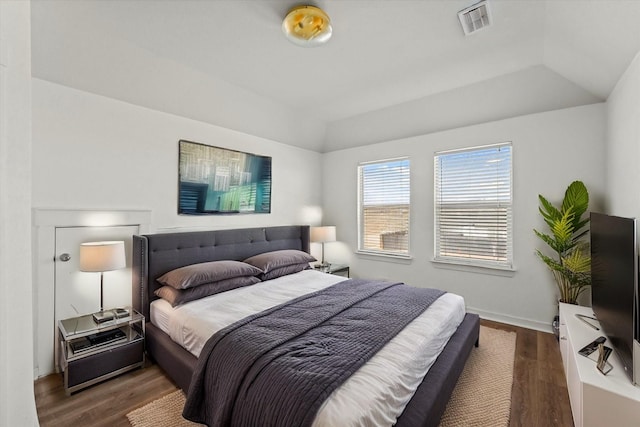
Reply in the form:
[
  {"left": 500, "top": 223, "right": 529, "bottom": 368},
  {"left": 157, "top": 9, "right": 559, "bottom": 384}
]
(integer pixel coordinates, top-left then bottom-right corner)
[
  {"left": 127, "top": 391, "right": 204, "bottom": 427},
  {"left": 439, "top": 325, "right": 516, "bottom": 427},
  {"left": 127, "top": 326, "right": 516, "bottom": 427}
]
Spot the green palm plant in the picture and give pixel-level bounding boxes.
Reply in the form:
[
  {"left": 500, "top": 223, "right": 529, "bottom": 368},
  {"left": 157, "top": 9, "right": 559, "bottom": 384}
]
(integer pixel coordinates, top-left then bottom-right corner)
[{"left": 534, "top": 181, "right": 591, "bottom": 304}]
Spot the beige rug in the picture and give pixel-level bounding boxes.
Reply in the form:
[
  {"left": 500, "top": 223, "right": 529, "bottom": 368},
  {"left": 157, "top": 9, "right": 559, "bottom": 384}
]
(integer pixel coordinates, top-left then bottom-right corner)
[
  {"left": 127, "top": 326, "right": 516, "bottom": 427},
  {"left": 439, "top": 326, "right": 516, "bottom": 427}
]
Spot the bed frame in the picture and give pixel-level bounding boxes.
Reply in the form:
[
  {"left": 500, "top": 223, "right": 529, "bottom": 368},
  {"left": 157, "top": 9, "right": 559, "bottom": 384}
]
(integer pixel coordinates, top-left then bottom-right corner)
[{"left": 132, "top": 225, "right": 479, "bottom": 427}]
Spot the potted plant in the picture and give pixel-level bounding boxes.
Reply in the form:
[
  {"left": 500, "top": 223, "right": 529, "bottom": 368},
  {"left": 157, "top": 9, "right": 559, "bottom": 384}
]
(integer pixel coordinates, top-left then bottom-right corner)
[{"left": 534, "top": 181, "right": 591, "bottom": 305}]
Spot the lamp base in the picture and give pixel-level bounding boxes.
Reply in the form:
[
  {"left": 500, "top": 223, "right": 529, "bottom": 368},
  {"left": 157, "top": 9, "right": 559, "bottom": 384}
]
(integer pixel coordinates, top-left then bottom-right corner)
[{"left": 92, "top": 310, "right": 114, "bottom": 324}]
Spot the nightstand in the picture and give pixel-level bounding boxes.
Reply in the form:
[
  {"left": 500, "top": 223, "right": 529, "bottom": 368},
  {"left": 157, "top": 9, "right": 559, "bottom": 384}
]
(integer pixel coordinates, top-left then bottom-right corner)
[
  {"left": 314, "top": 263, "right": 350, "bottom": 278},
  {"left": 58, "top": 309, "right": 145, "bottom": 395}
]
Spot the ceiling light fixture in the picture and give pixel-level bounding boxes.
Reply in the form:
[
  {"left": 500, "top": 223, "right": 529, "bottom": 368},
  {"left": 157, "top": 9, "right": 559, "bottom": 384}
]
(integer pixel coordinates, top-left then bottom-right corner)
[{"left": 282, "top": 5, "right": 332, "bottom": 47}]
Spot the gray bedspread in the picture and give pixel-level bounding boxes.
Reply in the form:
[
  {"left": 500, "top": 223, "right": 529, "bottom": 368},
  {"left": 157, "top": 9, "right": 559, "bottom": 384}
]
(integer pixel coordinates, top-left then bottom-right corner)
[{"left": 182, "top": 279, "right": 445, "bottom": 427}]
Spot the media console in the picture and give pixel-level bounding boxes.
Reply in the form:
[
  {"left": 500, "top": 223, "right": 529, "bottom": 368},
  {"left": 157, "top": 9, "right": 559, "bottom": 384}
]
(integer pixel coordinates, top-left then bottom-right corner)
[{"left": 559, "top": 303, "right": 640, "bottom": 427}]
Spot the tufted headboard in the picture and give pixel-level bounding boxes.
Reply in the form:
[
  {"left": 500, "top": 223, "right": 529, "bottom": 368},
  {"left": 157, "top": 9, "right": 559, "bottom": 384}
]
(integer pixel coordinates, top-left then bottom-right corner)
[{"left": 132, "top": 225, "right": 310, "bottom": 320}]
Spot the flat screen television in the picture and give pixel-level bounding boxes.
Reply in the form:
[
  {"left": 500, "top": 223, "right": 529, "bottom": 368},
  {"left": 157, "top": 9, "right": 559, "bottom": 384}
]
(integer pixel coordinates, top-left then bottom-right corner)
[{"left": 590, "top": 212, "right": 639, "bottom": 384}]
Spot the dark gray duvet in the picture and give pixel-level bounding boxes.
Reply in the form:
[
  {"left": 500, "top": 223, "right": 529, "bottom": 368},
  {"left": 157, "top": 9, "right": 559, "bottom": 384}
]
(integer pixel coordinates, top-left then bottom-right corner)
[{"left": 182, "top": 279, "right": 445, "bottom": 427}]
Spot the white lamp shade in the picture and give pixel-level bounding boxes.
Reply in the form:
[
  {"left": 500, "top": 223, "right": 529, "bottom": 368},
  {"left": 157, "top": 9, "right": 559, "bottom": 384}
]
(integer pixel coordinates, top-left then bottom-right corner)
[
  {"left": 311, "top": 226, "right": 336, "bottom": 243},
  {"left": 79, "top": 241, "right": 126, "bottom": 272}
]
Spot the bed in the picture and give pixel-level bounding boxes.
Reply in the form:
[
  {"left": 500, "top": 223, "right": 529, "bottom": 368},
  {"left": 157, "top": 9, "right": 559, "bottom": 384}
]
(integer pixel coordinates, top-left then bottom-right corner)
[{"left": 132, "top": 225, "right": 479, "bottom": 427}]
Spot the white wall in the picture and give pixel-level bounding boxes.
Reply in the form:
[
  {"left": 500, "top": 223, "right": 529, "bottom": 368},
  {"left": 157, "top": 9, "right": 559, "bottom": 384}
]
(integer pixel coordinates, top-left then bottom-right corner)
[
  {"left": 31, "top": 79, "right": 325, "bottom": 378},
  {"left": 322, "top": 104, "right": 606, "bottom": 331},
  {"left": 32, "top": 79, "right": 324, "bottom": 230},
  {"left": 606, "top": 50, "right": 640, "bottom": 217},
  {"left": 0, "top": 0, "right": 39, "bottom": 425}
]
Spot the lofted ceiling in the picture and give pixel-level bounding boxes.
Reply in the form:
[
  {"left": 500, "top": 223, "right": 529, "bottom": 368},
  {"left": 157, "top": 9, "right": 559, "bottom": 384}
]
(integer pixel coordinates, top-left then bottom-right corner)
[{"left": 30, "top": 0, "right": 640, "bottom": 152}]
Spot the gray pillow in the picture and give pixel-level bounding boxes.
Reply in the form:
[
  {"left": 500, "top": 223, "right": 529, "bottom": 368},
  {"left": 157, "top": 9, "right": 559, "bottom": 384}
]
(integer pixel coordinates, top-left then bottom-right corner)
[
  {"left": 260, "top": 262, "right": 311, "bottom": 281},
  {"left": 243, "top": 249, "right": 316, "bottom": 273},
  {"left": 155, "top": 276, "right": 261, "bottom": 307},
  {"left": 157, "top": 260, "right": 263, "bottom": 289}
]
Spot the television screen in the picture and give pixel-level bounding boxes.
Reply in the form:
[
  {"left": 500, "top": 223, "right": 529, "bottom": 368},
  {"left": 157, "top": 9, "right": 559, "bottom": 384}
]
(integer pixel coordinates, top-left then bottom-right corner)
[
  {"left": 590, "top": 212, "right": 637, "bottom": 382},
  {"left": 178, "top": 140, "right": 272, "bottom": 215}
]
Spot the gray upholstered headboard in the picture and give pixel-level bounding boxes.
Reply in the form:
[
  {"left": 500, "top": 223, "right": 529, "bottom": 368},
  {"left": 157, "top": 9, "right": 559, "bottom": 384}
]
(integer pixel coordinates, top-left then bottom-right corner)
[{"left": 132, "top": 225, "right": 310, "bottom": 320}]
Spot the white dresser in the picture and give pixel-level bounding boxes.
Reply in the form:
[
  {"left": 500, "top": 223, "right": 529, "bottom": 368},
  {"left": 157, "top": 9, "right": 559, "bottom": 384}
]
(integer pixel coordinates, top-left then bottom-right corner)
[{"left": 559, "top": 303, "right": 640, "bottom": 427}]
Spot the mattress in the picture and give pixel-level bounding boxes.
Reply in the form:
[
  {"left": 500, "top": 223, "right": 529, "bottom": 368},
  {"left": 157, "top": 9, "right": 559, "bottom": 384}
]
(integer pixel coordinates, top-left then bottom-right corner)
[{"left": 150, "top": 269, "right": 465, "bottom": 426}]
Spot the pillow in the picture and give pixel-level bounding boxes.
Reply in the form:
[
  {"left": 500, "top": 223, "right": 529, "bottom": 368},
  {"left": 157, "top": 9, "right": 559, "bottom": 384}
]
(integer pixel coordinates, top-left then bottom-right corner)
[
  {"left": 157, "top": 260, "right": 263, "bottom": 289},
  {"left": 243, "top": 250, "right": 316, "bottom": 274},
  {"left": 155, "top": 275, "right": 261, "bottom": 307},
  {"left": 260, "top": 262, "right": 311, "bottom": 281}
]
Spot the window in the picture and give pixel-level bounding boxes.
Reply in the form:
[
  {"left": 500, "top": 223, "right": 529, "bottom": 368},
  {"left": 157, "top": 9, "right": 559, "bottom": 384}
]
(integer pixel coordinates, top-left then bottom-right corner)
[
  {"left": 358, "top": 158, "right": 410, "bottom": 257},
  {"left": 434, "top": 143, "right": 512, "bottom": 269}
]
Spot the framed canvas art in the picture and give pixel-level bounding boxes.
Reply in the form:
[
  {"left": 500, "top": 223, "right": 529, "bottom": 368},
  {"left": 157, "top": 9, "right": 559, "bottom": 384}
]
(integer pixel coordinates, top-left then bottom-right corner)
[{"left": 178, "top": 140, "right": 272, "bottom": 214}]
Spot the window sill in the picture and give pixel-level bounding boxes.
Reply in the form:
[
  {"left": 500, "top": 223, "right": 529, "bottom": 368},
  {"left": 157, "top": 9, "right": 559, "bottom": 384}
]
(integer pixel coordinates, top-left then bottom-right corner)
[
  {"left": 431, "top": 258, "right": 516, "bottom": 277},
  {"left": 356, "top": 250, "right": 413, "bottom": 264}
]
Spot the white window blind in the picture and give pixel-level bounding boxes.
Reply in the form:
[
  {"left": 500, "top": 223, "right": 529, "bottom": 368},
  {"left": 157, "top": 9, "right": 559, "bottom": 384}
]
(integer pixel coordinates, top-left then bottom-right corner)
[
  {"left": 434, "top": 143, "right": 512, "bottom": 268},
  {"left": 358, "top": 158, "right": 410, "bottom": 256}
]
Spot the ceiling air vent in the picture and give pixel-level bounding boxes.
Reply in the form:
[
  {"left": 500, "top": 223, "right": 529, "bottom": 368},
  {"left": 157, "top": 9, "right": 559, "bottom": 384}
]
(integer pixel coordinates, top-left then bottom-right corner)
[{"left": 458, "top": 0, "right": 492, "bottom": 35}]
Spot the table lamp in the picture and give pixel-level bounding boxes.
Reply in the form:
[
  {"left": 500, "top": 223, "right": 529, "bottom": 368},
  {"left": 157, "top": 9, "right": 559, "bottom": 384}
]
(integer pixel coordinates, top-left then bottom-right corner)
[
  {"left": 310, "top": 226, "right": 336, "bottom": 267},
  {"left": 79, "top": 241, "right": 126, "bottom": 323}
]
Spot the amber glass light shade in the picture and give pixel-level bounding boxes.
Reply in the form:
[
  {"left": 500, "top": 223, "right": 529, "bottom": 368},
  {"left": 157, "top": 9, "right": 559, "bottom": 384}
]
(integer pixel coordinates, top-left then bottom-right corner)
[{"left": 282, "top": 5, "right": 332, "bottom": 47}]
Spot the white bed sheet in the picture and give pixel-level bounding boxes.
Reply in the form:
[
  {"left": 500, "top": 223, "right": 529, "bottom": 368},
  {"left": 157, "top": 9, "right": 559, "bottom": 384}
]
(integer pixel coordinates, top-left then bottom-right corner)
[{"left": 150, "top": 269, "right": 465, "bottom": 426}]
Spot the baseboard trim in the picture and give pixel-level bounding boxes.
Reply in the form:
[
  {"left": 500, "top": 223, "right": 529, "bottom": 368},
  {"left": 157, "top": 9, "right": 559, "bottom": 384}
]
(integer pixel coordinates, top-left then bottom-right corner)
[{"left": 467, "top": 306, "right": 553, "bottom": 333}]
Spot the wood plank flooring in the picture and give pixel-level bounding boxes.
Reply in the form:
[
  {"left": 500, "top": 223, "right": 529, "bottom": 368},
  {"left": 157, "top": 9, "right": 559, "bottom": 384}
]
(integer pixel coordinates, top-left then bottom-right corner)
[
  {"left": 34, "top": 319, "right": 573, "bottom": 427},
  {"left": 482, "top": 319, "right": 573, "bottom": 427}
]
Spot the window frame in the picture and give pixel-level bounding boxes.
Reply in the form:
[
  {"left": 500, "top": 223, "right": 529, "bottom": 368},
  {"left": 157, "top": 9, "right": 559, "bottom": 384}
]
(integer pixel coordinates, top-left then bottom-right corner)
[
  {"left": 433, "top": 142, "right": 513, "bottom": 270},
  {"left": 357, "top": 157, "right": 412, "bottom": 259}
]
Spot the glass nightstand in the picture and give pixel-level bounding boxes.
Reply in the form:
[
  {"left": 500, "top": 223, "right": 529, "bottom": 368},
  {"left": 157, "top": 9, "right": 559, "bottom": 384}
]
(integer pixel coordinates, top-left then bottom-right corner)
[
  {"left": 58, "top": 309, "right": 145, "bottom": 395},
  {"left": 314, "top": 263, "right": 350, "bottom": 278}
]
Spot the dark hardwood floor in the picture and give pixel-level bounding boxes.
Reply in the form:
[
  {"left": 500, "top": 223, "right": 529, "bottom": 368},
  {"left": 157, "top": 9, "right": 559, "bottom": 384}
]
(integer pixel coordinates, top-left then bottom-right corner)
[
  {"left": 482, "top": 319, "right": 573, "bottom": 427},
  {"left": 34, "top": 319, "right": 573, "bottom": 427},
  {"left": 34, "top": 362, "right": 177, "bottom": 427}
]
